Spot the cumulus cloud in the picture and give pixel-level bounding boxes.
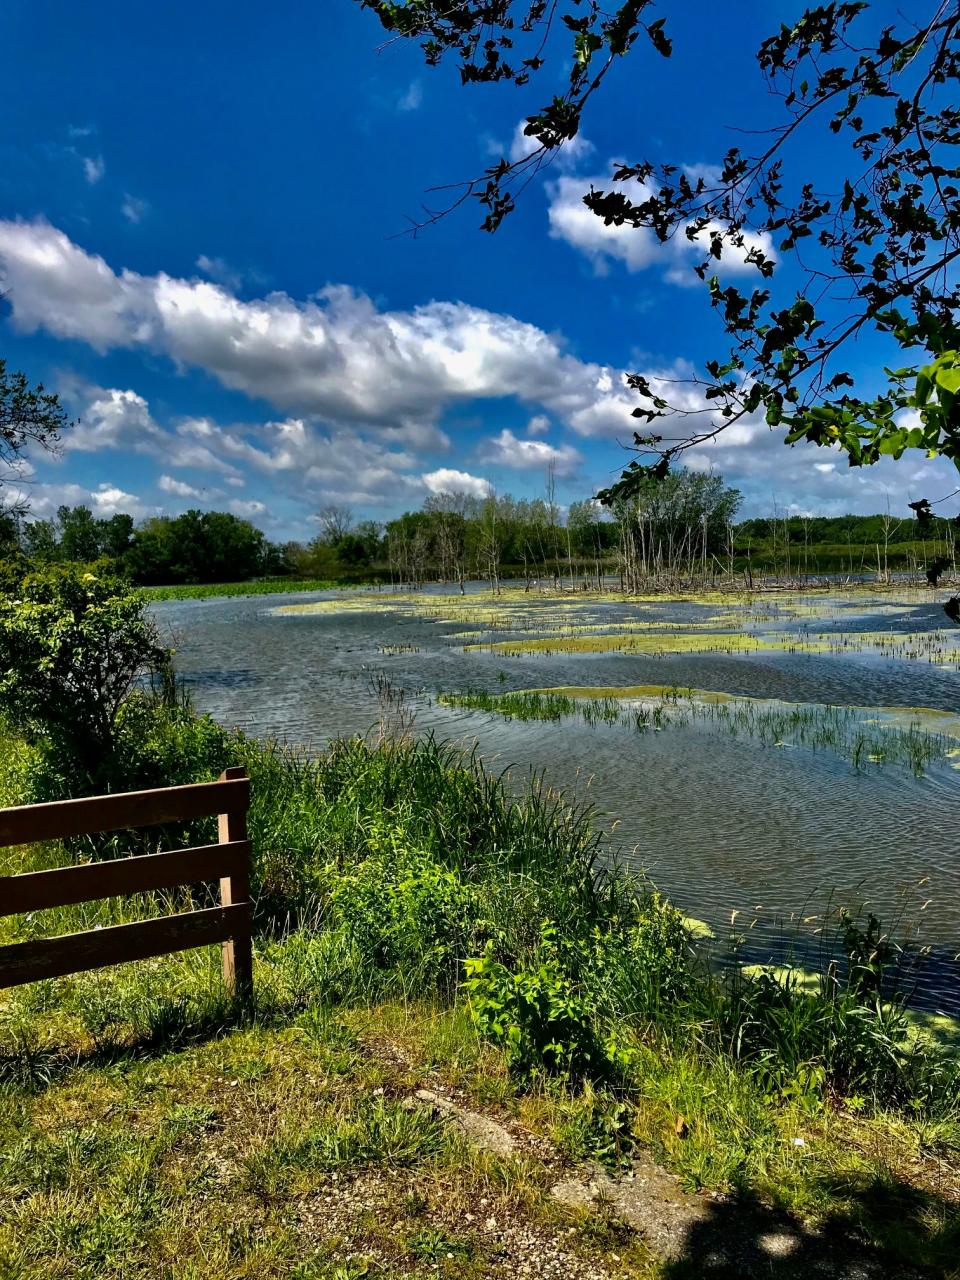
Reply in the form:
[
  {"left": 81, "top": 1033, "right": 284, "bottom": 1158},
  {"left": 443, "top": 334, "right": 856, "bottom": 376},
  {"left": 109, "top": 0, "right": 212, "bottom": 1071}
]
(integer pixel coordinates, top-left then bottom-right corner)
[
  {"left": 229, "top": 498, "right": 267, "bottom": 517},
  {"left": 681, "top": 415, "right": 956, "bottom": 518},
  {"left": 547, "top": 172, "right": 775, "bottom": 284},
  {"left": 0, "top": 218, "right": 937, "bottom": 517},
  {"left": 16, "top": 481, "right": 152, "bottom": 521},
  {"left": 65, "top": 386, "right": 246, "bottom": 479},
  {"left": 0, "top": 219, "right": 648, "bottom": 442},
  {"left": 91, "top": 483, "right": 144, "bottom": 515},
  {"left": 481, "top": 429, "right": 581, "bottom": 476},
  {"left": 158, "top": 474, "right": 218, "bottom": 499},
  {"left": 58, "top": 380, "right": 432, "bottom": 511},
  {"left": 422, "top": 468, "right": 492, "bottom": 498},
  {"left": 69, "top": 387, "right": 167, "bottom": 452}
]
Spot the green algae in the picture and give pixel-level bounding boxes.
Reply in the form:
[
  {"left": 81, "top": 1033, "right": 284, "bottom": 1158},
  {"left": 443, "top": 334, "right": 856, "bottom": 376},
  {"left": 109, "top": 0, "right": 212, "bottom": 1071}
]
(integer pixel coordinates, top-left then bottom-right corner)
[
  {"left": 902, "top": 1008, "right": 960, "bottom": 1052},
  {"left": 741, "top": 963, "right": 822, "bottom": 997},
  {"left": 273, "top": 584, "right": 960, "bottom": 670},
  {"left": 681, "top": 915, "right": 716, "bottom": 940},
  {"left": 463, "top": 631, "right": 766, "bottom": 656}
]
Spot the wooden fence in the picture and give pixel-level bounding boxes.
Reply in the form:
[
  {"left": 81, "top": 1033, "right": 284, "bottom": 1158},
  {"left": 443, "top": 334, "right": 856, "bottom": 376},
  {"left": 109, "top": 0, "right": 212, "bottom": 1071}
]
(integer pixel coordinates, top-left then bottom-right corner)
[{"left": 0, "top": 766, "right": 253, "bottom": 1000}]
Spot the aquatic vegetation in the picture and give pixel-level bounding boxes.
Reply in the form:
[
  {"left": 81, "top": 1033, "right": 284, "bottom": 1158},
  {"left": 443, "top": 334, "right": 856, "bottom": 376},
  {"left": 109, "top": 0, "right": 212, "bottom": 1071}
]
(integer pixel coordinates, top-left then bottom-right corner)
[
  {"left": 464, "top": 630, "right": 768, "bottom": 656},
  {"left": 276, "top": 583, "right": 960, "bottom": 670},
  {"left": 438, "top": 685, "right": 956, "bottom": 776},
  {"left": 143, "top": 577, "right": 347, "bottom": 601}
]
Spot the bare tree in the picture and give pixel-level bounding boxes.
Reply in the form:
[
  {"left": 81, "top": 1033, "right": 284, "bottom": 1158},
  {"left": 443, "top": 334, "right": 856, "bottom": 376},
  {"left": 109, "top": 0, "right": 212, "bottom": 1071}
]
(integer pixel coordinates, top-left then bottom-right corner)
[{"left": 316, "top": 505, "right": 353, "bottom": 543}]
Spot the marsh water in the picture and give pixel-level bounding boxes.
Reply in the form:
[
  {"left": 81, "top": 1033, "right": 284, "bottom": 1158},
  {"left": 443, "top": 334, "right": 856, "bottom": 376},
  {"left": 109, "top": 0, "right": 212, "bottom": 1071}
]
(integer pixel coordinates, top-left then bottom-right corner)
[{"left": 154, "top": 583, "right": 960, "bottom": 1014}]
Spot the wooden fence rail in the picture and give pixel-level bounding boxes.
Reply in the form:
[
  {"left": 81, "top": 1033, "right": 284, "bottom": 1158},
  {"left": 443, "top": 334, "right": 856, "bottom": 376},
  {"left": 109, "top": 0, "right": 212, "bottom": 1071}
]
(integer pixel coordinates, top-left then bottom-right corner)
[{"left": 0, "top": 767, "right": 253, "bottom": 1000}]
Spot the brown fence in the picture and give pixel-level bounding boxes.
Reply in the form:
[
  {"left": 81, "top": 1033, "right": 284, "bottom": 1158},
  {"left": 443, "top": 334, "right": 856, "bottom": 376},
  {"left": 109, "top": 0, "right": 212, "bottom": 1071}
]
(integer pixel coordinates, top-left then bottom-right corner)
[{"left": 0, "top": 766, "right": 253, "bottom": 1000}]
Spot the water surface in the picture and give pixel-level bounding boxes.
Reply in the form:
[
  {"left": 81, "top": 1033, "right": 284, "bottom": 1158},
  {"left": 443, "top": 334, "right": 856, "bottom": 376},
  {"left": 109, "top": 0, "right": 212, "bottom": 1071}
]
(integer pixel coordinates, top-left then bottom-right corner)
[{"left": 155, "top": 584, "right": 960, "bottom": 1013}]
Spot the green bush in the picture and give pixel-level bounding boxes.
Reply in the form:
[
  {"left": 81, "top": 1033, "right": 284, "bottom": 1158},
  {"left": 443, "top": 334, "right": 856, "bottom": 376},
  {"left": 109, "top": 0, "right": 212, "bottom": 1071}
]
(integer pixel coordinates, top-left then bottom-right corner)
[
  {"left": 326, "top": 825, "right": 481, "bottom": 996},
  {"left": 0, "top": 563, "right": 169, "bottom": 790},
  {"left": 466, "top": 924, "right": 610, "bottom": 1083}
]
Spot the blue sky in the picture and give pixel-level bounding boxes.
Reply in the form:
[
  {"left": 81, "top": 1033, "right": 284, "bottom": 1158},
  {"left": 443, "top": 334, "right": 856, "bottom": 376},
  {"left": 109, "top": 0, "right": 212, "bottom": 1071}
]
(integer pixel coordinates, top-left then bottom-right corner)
[{"left": 0, "top": 0, "right": 952, "bottom": 538}]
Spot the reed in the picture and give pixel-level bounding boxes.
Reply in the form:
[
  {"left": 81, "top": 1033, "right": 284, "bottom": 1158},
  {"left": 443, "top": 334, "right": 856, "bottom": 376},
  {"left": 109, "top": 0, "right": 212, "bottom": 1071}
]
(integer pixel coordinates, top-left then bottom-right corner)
[{"left": 438, "top": 686, "right": 953, "bottom": 775}]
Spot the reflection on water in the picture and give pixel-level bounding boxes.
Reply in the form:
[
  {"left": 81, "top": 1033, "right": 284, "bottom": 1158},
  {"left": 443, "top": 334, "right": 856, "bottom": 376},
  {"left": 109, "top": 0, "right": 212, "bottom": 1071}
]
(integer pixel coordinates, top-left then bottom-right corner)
[{"left": 154, "top": 586, "right": 960, "bottom": 1013}]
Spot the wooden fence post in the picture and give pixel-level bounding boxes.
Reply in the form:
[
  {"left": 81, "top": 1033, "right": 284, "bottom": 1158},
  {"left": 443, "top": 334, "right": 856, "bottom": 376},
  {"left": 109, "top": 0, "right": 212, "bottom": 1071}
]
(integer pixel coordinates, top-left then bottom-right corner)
[{"left": 218, "top": 766, "right": 253, "bottom": 1004}]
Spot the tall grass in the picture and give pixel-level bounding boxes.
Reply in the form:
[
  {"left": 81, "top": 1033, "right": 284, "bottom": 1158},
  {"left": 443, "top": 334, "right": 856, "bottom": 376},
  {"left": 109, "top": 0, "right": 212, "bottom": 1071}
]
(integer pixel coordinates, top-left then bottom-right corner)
[
  {"left": 1, "top": 701, "right": 956, "bottom": 1126},
  {"left": 438, "top": 686, "right": 952, "bottom": 775}
]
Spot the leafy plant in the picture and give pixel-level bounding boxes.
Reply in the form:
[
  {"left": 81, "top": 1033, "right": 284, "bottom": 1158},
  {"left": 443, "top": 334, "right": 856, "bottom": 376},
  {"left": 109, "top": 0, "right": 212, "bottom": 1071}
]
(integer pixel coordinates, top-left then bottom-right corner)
[
  {"left": 328, "top": 828, "right": 481, "bottom": 995},
  {"left": 0, "top": 359, "right": 70, "bottom": 510},
  {"left": 465, "top": 924, "right": 608, "bottom": 1083},
  {"left": 0, "top": 562, "right": 169, "bottom": 788}
]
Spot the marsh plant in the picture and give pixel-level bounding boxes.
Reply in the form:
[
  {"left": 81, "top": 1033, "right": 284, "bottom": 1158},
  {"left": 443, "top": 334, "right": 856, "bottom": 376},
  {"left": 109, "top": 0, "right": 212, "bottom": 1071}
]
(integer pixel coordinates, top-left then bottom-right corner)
[{"left": 439, "top": 685, "right": 953, "bottom": 776}]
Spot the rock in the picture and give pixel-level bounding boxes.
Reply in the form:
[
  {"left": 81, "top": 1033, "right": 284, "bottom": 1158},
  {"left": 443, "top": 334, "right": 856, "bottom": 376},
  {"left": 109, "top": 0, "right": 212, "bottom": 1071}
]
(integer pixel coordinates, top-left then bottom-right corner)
[
  {"left": 551, "top": 1151, "right": 711, "bottom": 1259},
  {"left": 404, "top": 1087, "right": 517, "bottom": 1159}
]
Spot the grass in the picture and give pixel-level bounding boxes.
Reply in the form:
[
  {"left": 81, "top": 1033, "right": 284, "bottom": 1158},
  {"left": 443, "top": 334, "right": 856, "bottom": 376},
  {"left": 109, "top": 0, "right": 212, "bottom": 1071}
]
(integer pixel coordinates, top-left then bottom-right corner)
[
  {"left": 1, "top": 713, "right": 958, "bottom": 1276},
  {"left": 140, "top": 577, "right": 355, "bottom": 601},
  {"left": 438, "top": 685, "right": 956, "bottom": 775}
]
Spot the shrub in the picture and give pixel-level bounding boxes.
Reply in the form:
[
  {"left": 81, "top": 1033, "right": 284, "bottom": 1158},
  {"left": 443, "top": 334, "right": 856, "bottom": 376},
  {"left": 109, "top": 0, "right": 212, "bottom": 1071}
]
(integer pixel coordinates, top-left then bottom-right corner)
[
  {"left": 0, "top": 563, "right": 169, "bottom": 790},
  {"left": 465, "top": 924, "right": 609, "bottom": 1083},
  {"left": 327, "top": 826, "right": 481, "bottom": 996}
]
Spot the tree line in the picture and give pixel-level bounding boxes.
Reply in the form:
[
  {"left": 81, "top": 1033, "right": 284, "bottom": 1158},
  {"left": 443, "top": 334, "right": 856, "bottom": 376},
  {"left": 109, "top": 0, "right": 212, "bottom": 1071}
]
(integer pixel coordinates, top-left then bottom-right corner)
[
  {"left": 1, "top": 506, "right": 286, "bottom": 585},
  {"left": 2, "top": 471, "right": 957, "bottom": 590}
]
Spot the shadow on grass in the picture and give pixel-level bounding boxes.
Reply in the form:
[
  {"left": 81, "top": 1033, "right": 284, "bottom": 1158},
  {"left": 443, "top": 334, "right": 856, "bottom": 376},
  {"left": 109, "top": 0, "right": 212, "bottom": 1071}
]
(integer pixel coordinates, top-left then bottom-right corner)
[
  {"left": 0, "top": 992, "right": 256, "bottom": 1095},
  {"left": 663, "top": 1177, "right": 959, "bottom": 1279}
]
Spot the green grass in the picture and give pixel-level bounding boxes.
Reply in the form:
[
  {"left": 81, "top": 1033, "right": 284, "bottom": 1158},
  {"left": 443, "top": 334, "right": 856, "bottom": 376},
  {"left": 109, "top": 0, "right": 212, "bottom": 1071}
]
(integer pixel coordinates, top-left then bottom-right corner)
[
  {"left": 438, "top": 685, "right": 954, "bottom": 775},
  {"left": 139, "top": 577, "right": 354, "bottom": 601},
  {"left": 1, "top": 713, "right": 958, "bottom": 1276}
]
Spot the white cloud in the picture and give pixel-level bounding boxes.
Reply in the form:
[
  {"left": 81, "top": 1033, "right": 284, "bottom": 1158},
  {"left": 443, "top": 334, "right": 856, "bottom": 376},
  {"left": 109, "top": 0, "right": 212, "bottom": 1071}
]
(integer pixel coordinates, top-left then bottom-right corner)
[
  {"left": 0, "top": 219, "right": 649, "bottom": 442},
  {"left": 1, "top": 218, "right": 941, "bottom": 518},
  {"left": 170, "top": 411, "right": 430, "bottom": 506},
  {"left": 69, "top": 387, "right": 167, "bottom": 452},
  {"left": 398, "top": 80, "right": 423, "bottom": 112},
  {"left": 422, "top": 468, "right": 492, "bottom": 498},
  {"left": 229, "top": 498, "right": 267, "bottom": 517},
  {"left": 90, "top": 483, "right": 143, "bottom": 516},
  {"left": 158, "top": 474, "right": 216, "bottom": 499},
  {"left": 547, "top": 172, "right": 775, "bottom": 284},
  {"left": 682, "top": 415, "right": 958, "bottom": 519},
  {"left": 63, "top": 386, "right": 248, "bottom": 482},
  {"left": 16, "top": 481, "right": 151, "bottom": 520},
  {"left": 121, "top": 194, "right": 149, "bottom": 224},
  {"left": 481, "top": 428, "right": 581, "bottom": 475},
  {"left": 82, "top": 155, "right": 105, "bottom": 184},
  {"left": 526, "top": 414, "right": 550, "bottom": 436},
  {"left": 507, "top": 120, "right": 593, "bottom": 170},
  {"left": 196, "top": 254, "right": 243, "bottom": 291},
  {"left": 548, "top": 174, "right": 660, "bottom": 274}
]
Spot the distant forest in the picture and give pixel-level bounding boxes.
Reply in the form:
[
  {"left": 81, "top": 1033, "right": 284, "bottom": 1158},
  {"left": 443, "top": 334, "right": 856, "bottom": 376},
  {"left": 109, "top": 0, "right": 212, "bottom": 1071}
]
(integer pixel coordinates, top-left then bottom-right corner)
[{"left": 2, "top": 470, "right": 956, "bottom": 588}]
